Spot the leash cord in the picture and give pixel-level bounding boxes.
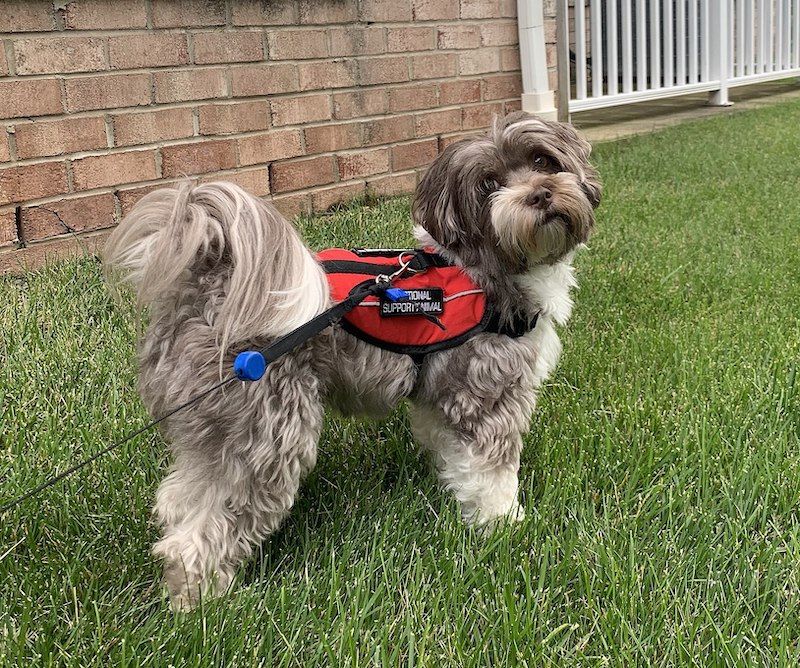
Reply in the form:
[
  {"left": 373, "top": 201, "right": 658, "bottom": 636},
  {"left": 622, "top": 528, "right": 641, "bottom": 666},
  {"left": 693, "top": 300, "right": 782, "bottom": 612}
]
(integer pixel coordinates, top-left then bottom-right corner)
[{"left": 0, "top": 376, "right": 238, "bottom": 514}]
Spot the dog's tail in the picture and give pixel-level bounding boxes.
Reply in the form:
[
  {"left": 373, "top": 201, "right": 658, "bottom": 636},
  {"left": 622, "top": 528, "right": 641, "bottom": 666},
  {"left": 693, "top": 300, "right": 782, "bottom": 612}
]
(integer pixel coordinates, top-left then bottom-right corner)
[{"left": 103, "top": 181, "right": 328, "bottom": 350}]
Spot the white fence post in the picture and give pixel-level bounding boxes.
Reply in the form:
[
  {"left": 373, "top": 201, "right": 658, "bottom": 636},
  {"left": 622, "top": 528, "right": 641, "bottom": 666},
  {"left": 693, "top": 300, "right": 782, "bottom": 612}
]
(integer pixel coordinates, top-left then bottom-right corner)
[{"left": 709, "top": 0, "right": 733, "bottom": 104}]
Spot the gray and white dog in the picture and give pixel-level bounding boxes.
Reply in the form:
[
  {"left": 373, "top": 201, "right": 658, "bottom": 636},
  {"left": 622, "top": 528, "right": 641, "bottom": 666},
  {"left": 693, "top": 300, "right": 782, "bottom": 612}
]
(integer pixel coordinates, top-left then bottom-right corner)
[{"left": 104, "top": 112, "right": 601, "bottom": 610}]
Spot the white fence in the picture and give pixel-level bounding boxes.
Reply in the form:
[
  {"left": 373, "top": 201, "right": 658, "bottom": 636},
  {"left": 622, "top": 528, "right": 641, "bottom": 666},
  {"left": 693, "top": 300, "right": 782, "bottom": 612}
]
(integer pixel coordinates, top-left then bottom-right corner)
[{"left": 556, "top": 0, "right": 800, "bottom": 113}]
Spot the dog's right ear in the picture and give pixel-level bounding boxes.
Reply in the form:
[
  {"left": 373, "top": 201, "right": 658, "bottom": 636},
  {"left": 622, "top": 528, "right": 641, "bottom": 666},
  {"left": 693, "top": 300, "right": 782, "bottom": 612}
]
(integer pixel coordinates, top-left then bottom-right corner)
[{"left": 412, "top": 140, "right": 473, "bottom": 249}]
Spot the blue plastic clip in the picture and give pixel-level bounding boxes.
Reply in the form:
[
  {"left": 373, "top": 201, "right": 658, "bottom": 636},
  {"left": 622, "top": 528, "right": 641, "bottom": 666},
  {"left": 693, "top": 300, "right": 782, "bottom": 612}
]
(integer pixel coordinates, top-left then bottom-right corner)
[
  {"left": 385, "top": 287, "right": 409, "bottom": 302},
  {"left": 233, "top": 351, "right": 266, "bottom": 381}
]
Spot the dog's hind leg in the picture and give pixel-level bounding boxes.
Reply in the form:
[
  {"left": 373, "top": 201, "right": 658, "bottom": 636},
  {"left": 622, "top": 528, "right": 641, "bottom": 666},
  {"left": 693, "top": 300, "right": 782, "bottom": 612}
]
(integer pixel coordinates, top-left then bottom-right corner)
[{"left": 151, "top": 357, "right": 324, "bottom": 611}]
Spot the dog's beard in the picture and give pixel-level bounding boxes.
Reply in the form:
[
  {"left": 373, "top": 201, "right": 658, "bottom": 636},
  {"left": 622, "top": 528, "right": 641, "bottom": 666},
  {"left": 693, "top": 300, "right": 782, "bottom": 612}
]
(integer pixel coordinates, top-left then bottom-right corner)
[{"left": 489, "top": 172, "right": 594, "bottom": 265}]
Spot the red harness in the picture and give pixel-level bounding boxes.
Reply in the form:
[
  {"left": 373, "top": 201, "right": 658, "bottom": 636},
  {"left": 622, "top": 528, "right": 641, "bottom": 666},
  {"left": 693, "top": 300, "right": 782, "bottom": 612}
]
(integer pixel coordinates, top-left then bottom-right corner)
[{"left": 317, "top": 248, "right": 537, "bottom": 358}]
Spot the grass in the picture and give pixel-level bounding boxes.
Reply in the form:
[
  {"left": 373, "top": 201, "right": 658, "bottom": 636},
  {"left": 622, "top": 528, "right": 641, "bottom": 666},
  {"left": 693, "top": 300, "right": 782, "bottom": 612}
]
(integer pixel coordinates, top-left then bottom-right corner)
[{"left": 2, "top": 99, "right": 800, "bottom": 667}]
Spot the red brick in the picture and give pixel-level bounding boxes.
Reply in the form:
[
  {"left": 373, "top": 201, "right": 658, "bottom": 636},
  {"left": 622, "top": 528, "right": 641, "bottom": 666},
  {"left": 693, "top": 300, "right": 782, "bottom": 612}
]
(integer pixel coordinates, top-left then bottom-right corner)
[
  {"left": 411, "top": 53, "right": 458, "bottom": 80},
  {"left": 193, "top": 31, "right": 264, "bottom": 64},
  {"left": 271, "top": 192, "right": 310, "bottom": 218},
  {"left": 0, "top": 51, "right": 7, "bottom": 77},
  {"left": 151, "top": 0, "right": 225, "bottom": 27},
  {"left": 367, "top": 172, "right": 416, "bottom": 197},
  {"left": 412, "top": 0, "right": 459, "bottom": 20},
  {"left": 198, "top": 101, "right": 271, "bottom": 135},
  {"left": 116, "top": 183, "right": 171, "bottom": 215},
  {"left": 388, "top": 83, "right": 438, "bottom": 112},
  {"left": 439, "top": 131, "right": 482, "bottom": 150},
  {"left": 20, "top": 193, "right": 116, "bottom": 241},
  {"left": 391, "top": 138, "right": 438, "bottom": 171},
  {"left": 0, "top": 79, "right": 63, "bottom": 119},
  {"left": 311, "top": 182, "right": 365, "bottom": 212},
  {"left": 544, "top": 18, "right": 556, "bottom": 43},
  {"left": 333, "top": 90, "right": 387, "bottom": 120},
  {"left": 271, "top": 94, "right": 331, "bottom": 127},
  {"left": 65, "top": 73, "right": 151, "bottom": 112},
  {"left": 113, "top": 108, "right": 195, "bottom": 147},
  {"left": 231, "top": 64, "right": 298, "bottom": 97},
  {"left": 501, "top": 46, "right": 521, "bottom": 71},
  {"left": 298, "top": 60, "right": 357, "bottom": 90},
  {"left": 480, "top": 21, "right": 518, "bottom": 46},
  {"left": 72, "top": 150, "right": 157, "bottom": 190},
  {"left": 271, "top": 156, "right": 336, "bottom": 192},
  {"left": 298, "top": 0, "right": 358, "bottom": 24},
  {"left": 459, "top": 48, "right": 501, "bottom": 75},
  {"left": 154, "top": 68, "right": 227, "bottom": 103},
  {"left": 231, "top": 0, "right": 297, "bottom": 25},
  {"left": 0, "top": 134, "right": 9, "bottom": 163},
  {"left": 503, "top": 98, "right": 522, "bottom": 114},
  {"left": 415, "top": 108, "right": 462, "bottom": 136},
  {"left": 462, "top": 102, "right": 503, "bottom": 130},
  {"left": 64, "top": 0, "right": 147, "bottom": 29},
  {"left": 201, "top": 167, "right": 270, "bottom": 196},
  {"left": 237, "top": 130, "right": 304, "bottom": 166},
  {"left": 387, "top": 27, "right": 435, "bottom": 53},
  {"left": 362, "top": 115, "right": 415, "bottom": 146},
  {"left": 337, "top": 148, "right": 389, "bottom": 180},
  {"left": 304, "top": 122, "right": 362, "bottom": 153},
  {"left": 460, "top": 0, "right": 503, "bottom": 18},
  {"left": 501, "top": 0, "right": 517, "bottom": 17},
  {"left": 15, "top": 117, "right": 107, "bottom": 159},
  {"left": 108, "top": 33, "right": 189, "bottom": 70},
  {"left": 267, "top": 29, "right": 328, "bottom": 60},
  {"left": 361, "top": 0, "right": 412, "bottom": 22},
  {"left": 437, "top": 25, "right": 481, "bottom": 49},
  {"left": 161, "top": 140, "right": 237, "bottom": 177},
  {"left": 0, "top": 2, "right": 55, "bottom": 32},
  {"left": 1, "top": 209, "right": 16, "bottom": 246},
  {"left": 439, "top": 79, "right": 482, "bottom": 104},
  {"left": 482, "top": 73, "right": 522, "bottom": 100},
  {"left": 357, "top": 56, "right": 409, "bottom": 86},
  {"left": 0, "top": 230, "right": 112, "bottom": 275},
  {"left": 0, "top": 162, "right": 68, "bottom": 206},
  {"left": 329, "top": 27, "right": 385, "bottom": 57},
  {"left": 14, "top": 36, "right": 107, "bottom": 75}
]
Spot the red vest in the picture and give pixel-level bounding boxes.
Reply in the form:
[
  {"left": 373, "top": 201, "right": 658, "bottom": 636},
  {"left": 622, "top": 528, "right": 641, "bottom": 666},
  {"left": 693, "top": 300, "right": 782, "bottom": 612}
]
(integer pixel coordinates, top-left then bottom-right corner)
[{"left": 317, "top": 248, "right": 493, "bottom": 356}]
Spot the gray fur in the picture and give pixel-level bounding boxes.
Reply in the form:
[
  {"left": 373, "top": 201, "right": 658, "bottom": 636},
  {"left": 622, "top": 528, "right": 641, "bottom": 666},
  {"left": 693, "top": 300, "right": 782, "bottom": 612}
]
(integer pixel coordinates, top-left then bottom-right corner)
[{"left": 103, "top": 112, "right": 600, "bottom": 610}]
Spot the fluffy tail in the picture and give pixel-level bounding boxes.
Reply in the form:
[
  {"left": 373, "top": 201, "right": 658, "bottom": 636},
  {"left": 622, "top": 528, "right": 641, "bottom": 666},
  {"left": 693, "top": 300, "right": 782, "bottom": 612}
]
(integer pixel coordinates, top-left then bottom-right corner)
[{"left": 103, "top": 181, "right": 328, "bottom": 350}]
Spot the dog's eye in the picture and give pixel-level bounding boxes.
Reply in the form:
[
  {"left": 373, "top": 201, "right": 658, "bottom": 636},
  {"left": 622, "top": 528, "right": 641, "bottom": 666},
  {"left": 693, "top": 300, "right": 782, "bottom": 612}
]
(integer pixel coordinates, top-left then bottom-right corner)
[
  {"left": 480, "top": 178, "right": 500, "bottom": 195},
  {"left": 532, "top": 154, "right": 551, "bottom": 171}
]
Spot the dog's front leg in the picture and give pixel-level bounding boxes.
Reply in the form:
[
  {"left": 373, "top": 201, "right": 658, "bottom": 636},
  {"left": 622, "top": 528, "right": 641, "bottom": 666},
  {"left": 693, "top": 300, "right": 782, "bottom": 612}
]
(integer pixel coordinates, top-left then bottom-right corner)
[{"left": 410, "top": 404, "right": 526, "bottom": 527}]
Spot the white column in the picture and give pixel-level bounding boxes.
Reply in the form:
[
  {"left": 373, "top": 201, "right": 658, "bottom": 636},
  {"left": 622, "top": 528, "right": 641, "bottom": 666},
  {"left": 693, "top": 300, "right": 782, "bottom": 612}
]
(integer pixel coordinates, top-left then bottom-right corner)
[{"left": 518, "top": 0, "right": 558, "bottom": 119}]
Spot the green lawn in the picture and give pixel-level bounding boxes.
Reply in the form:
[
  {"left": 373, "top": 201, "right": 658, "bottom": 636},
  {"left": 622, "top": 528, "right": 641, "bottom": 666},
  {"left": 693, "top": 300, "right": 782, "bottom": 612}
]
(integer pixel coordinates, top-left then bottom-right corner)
[{"left": 2, "top": 99, "right": 800, "bottom": 666}]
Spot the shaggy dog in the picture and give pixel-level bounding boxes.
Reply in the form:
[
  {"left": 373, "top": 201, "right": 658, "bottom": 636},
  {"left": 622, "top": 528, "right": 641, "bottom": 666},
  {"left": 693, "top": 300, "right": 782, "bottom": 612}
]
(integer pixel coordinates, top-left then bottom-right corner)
[{"left": 104, "top": 112, "right": 601, "bottom": 610}]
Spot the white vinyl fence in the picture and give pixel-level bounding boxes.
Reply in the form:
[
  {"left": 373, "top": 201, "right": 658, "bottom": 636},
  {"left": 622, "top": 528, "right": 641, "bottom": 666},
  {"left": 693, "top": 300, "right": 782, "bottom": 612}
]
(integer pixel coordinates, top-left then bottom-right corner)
[{"left": 556, "top": 0, "right": 800, "bottom": 113}]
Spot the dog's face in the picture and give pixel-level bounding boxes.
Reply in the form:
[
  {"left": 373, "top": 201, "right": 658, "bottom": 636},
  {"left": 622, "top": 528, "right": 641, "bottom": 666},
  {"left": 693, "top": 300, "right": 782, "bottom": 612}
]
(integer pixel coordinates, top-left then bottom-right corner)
[{"left": 413, "top": 112, "right": 601, "bottom": 270}]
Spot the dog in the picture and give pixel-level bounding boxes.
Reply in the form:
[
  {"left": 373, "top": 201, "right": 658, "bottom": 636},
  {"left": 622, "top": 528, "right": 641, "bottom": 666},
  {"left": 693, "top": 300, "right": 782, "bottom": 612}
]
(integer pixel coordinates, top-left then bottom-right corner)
[{"left": 103, "top": 111, "right": 601, "bottom": 610}]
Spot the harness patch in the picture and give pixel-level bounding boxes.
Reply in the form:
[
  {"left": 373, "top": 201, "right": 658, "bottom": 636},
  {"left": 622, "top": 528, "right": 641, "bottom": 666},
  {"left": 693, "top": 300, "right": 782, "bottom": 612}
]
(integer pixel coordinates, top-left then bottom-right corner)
[{"left": 379, "top": 288, "right": 444, "bottom": 318}]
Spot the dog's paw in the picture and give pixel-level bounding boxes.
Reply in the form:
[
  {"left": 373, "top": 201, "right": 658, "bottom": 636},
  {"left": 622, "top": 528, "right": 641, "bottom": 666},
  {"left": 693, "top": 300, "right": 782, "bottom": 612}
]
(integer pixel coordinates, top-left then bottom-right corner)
[{"left": 464, "top": 500, "right": 526, "bottom": 532}]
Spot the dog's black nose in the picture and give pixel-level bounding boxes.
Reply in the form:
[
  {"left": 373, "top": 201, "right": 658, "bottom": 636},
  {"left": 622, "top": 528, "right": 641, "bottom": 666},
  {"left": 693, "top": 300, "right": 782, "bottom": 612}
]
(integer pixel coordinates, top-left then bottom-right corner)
[{"left": 525, "top": 187, "right": 553, "bottom": 209}]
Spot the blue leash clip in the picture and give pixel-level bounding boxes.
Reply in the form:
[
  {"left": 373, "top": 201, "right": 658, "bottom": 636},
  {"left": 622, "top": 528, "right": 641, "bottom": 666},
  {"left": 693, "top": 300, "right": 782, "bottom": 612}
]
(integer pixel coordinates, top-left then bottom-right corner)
[{"left": 234, "top": 351, "right": 266, "bottom": 381}]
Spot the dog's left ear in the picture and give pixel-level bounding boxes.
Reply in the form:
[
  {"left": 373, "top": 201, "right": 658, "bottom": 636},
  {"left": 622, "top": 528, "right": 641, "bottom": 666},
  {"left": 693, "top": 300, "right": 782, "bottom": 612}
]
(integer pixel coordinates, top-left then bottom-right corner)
[{"left": 582, "top": 164, "right": 602, "bottom": 209}]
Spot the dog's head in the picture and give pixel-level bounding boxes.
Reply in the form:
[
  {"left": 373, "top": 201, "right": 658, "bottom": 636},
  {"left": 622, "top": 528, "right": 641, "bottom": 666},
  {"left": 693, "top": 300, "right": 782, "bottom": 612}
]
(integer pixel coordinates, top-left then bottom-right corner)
[{"left": 413, "top": 112, "right": 601, "bottom": 271}]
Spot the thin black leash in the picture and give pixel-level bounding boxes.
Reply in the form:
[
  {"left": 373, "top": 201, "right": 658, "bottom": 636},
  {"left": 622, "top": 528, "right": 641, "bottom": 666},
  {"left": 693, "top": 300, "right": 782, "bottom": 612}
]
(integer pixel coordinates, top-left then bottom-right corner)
[
  {"left": 0, "top": 277, "right": 403, "bottom": 515},
  {"left": 0, "top": 375, "right": 238, "bottom": 515}
]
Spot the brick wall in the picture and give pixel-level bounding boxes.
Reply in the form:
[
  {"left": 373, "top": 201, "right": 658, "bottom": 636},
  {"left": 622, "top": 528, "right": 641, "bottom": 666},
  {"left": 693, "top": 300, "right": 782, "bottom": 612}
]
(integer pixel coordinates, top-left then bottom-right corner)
[{"left": 0, "top": 0, "right": 528, "bottom": 272}]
